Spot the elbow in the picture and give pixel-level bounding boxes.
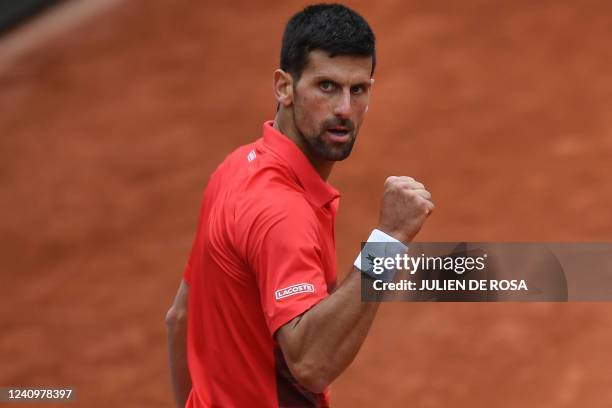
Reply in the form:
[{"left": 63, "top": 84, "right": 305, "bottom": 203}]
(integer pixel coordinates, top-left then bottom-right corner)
[
  {"left": 165, "top": 306, "right": 187, "bottom": 329},
  {"left": 290, "top": 359, "right": 333, "bottom": 394}
]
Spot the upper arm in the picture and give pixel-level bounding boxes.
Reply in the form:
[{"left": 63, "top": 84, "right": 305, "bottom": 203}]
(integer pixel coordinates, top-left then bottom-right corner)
[
  {"left": 275, "top": 312, "right": 307, "bottom": 367},
  {"left": 275, "top": 310, "right": 330, "bottom": 394}
]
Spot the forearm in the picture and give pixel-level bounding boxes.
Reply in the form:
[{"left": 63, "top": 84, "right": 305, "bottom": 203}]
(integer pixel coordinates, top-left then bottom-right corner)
[
  {"left": 280, "top": 266, "right": 379, "bottom": 391},
  {"left": 166, "top": 312, "right": 191, "bottom": 407}
]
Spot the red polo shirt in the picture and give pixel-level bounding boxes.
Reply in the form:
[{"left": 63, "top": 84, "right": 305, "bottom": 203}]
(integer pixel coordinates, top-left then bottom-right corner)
[{"left": 183, "top": 121, "right": 339, "bottom": 407}]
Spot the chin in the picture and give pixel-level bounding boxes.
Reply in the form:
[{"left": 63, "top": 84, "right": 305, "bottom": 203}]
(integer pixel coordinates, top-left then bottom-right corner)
[
  {"left": 320, "top": 146, "right": 354, "bottom": 161},
  {"left": 307, "top": 132, "right": 357, "bottom": 161}
]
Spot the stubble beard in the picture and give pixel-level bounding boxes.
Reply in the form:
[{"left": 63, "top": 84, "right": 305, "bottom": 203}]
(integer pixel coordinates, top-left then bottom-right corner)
[{"left": 292, "top": 102, "right": 358, "bottom": 162}]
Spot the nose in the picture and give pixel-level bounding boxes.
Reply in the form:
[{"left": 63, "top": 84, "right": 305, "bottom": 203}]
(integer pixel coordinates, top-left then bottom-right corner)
[{"left": 333, "top": 88, "right": 352, "bottom": 119}]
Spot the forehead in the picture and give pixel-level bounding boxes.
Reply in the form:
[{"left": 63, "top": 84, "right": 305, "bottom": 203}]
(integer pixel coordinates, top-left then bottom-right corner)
[{"left": 300, "top": 49, "right": 373, "bottom": 84}]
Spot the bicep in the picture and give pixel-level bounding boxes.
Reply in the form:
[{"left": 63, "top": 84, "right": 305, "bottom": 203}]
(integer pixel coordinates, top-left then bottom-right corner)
[
  {"left": 275, "top": 313, "right": 307, "bottom": 374},
  {"left": 275, "top": 313, "right": 303, "bottom": 348}
]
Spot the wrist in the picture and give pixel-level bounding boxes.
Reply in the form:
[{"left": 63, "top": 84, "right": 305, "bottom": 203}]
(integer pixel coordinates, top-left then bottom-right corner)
[
  {"left": 354, "top": 229, "right": 408, "bottom": 282},
  {"left": 375, "top": 226, "right": 409, "bottom": 246}
]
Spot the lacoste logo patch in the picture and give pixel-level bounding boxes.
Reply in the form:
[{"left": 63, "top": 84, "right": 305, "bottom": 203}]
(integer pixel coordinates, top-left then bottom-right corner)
[
  {"left": 247, "top": 149, "right": 257, "bottom": 162},
  {"left": 275, "top": 283, "right": 315, "bottom": 300}
]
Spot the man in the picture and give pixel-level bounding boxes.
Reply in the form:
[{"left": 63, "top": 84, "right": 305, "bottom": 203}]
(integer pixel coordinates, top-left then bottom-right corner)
[{"left": 165, "top": 4, "right": 434, "bottom": 407}]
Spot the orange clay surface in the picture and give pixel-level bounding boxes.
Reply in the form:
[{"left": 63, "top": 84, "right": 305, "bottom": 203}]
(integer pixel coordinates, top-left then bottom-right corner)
[{"left": 1, "top": 1, "right": 611, "bottom": 407}]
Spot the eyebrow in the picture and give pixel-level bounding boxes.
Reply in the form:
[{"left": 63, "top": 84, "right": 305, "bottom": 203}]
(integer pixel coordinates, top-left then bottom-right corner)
[{"left": 313, "top": 76, "right": 372, "bottom": 88}]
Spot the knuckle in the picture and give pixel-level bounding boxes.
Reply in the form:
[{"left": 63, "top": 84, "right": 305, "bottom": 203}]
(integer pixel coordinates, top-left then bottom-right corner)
[
  {"left": 385, "top": 176, "right": 398, "bottom": 185},
  {"left": 405, "top": 190, "right": 419, "bottom": 201},
  {"left": 386, "top": 175, "right": 415, "bottom": 186}
]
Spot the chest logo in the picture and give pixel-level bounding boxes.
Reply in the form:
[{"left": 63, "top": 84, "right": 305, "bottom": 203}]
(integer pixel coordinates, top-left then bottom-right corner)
[{"left": 275, "top": 283, "right": 315, "bottom": 300}]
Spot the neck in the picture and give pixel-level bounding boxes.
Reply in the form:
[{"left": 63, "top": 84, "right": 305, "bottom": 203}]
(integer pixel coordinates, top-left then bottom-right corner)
[{"left": 273, "top": 110, "right": 334, "bottom": 181}]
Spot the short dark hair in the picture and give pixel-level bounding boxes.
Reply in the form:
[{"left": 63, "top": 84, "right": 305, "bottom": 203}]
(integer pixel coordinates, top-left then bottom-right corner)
[{"left": 280, "top": 3, "right": 376, "bottom": 81}]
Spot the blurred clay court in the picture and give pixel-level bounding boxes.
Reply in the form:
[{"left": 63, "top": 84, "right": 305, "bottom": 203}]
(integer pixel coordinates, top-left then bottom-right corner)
[{"left": 1, "top": 0, "right": 611, "bottom": 406}]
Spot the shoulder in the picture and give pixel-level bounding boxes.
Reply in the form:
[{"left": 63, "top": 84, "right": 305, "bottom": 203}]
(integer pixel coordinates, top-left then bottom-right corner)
[
  {"left": 234, "top": 169, "right": 318, "bottom": 256},
  {"left": 210, "top": 144, "right": 254, "bottom": 182},
  {"left": 239, "top": 169, "right": 316, "bottom": 230}
]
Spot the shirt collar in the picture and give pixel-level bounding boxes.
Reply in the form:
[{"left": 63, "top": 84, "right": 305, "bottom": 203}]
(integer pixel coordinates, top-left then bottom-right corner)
[{"left": 262, "top": 120, "right": 340, "bottom": 208}]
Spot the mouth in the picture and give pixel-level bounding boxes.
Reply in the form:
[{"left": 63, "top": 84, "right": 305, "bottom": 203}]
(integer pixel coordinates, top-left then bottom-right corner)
[{"left": 325, "top": 126, "right": 351, "bottom": 142}]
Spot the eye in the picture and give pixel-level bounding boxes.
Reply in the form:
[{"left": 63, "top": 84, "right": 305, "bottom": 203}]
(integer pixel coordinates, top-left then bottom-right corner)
[
  {"left": 350, "top": 85, "right": 366, "bottom": 95},
  {"left": 319, "top": 80, "right": 335, "bottom": 92}
]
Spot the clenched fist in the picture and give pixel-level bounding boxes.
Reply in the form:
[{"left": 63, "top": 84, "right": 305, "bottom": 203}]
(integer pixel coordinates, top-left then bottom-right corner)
[{"left": 377, "top": 176, "right": 434, "bottom": 244}]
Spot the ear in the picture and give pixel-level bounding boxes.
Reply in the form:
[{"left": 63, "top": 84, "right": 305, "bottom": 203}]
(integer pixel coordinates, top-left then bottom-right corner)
[{"left": 273, "top": 69, "right": 294, "bottom": 107}]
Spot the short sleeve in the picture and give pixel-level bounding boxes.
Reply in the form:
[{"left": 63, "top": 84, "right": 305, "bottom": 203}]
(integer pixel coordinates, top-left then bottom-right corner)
[{"left": 250, "top": 199, "right": 329, "bottom": 335}]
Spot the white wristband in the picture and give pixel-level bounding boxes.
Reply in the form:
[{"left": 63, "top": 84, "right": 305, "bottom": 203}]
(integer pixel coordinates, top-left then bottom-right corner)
[{"left": 354, "top": 229, "right": 408, "bottom": 282}]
